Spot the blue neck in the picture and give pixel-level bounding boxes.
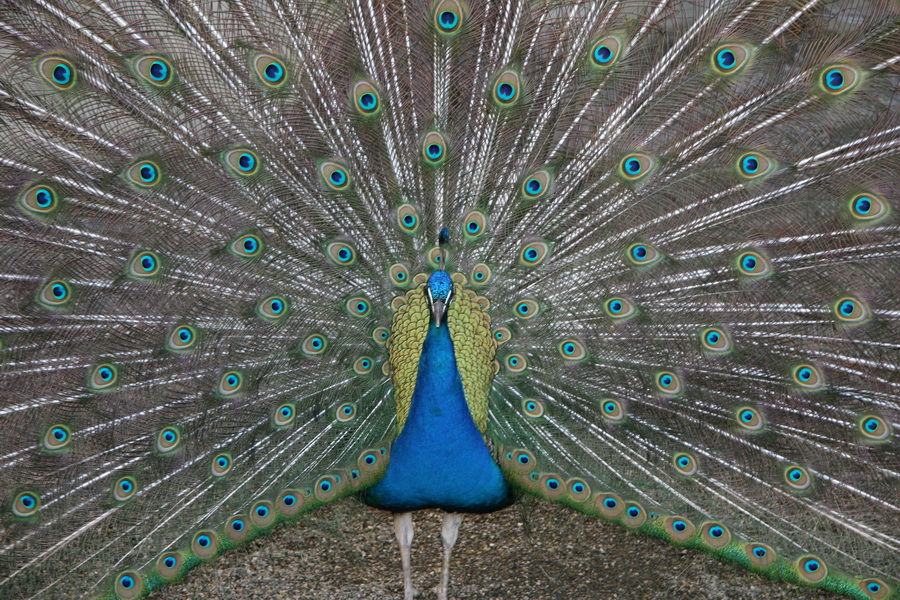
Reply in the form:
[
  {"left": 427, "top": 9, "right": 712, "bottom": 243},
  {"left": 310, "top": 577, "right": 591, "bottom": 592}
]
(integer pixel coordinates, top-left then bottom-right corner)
[{"left": 363, "top": 322, "right": 512, "bottom": 512}]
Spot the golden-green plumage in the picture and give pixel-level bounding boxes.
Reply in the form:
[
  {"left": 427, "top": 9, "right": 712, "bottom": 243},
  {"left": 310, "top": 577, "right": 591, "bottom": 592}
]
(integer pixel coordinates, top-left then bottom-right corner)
[{"left": 388, "top": 274, "right": 496, "bottom": 435}]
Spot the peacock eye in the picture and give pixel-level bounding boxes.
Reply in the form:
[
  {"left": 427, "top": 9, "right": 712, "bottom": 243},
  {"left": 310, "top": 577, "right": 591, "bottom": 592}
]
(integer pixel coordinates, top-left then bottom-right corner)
[
  {"left": 422, "top": 131, "right": 448, "bottom": 165},
  {"left": 590, "top": 33, "right": 624, "bottom": 68},
  {"left": 520, "top": 169, "right": 552, "bottom": 200},
  {"left": 434, "top": 0, "right": 464, "bottom": 34},
  {"left": 134, "top": 55, "right": 173, "bottom": 86},
  {"left": 618, "top": 153, "right": 655, "bottom": 181},
  {"left": 397, "top": 204, "right": 419, "bottom": 233},
  {"left": 38, "top": 56, "right": 76, "bottom": 89},
  {"left": 223, "top": 149, "right": 260, "bottom": 176},
  {"left": 320, "top": 161, "right": 351, "bottom": 190},
  {"left": 711, "top": 43, "right": 751, "bottom": 74},
  {"left": 819, "top": 64, "right": 860, "bottom": 95},
  {"left": 353, "top": 79, "right": 381, "bottom": 115},
  {"left": 252, "top": 53, "right": 287, "bottom": 86},
  {"left": 492, "top": 69, "right": 522, "bottom": 106}
]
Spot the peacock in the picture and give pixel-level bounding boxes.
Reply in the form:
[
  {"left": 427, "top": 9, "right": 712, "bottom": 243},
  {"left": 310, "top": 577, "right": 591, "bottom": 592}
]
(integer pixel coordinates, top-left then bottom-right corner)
[{"left": 0, "top": 0, "right": 897, "bottom": 599}]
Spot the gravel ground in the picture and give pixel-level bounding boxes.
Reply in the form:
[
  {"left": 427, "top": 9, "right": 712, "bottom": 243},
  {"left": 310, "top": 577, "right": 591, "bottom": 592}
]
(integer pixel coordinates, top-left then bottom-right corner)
[{"left": 150, "top": 499, "right": 845, "bottom": 600}]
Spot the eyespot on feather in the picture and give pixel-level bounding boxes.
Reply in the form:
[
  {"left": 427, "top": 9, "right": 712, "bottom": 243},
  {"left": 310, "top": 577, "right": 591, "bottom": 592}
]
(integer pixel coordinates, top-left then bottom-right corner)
[
  {"left": 133, "top": 55, "right": 173, "bottom": 86},
  {"left": 37, "top": 55, "right": 76, "bottom": 89},
  {"left": 252, "top": 52, "right": 287, "bottom": 87},
  {"left": 156, "top": 552, "right": 183, "bottom": 580},
  {"left": 114, "top": 570, "right": 143, "bottom": 599},
  {"left": 352, "top": 79, "right": 381, "bottom": 115},
  {"left": 39, "top": 280, "right": 72, "bottom": 307},
  {"left": 19, "top": 184, "right": 59, "bottom": 215},
  {"left": 320, "top": 161, "right": 351, "bottom": 191},
  {"left": 397, "top": 204, "right": 419, "bottom": 233},
  {"left": 326, "top": 241, "right": 358, "bottom": 265},
  {"left": 434, "top": 0, "right": 464, "bottom": 35},
  {"left": 590, "top": 33, "right": 624, "bottom": 68},
  {"left": 223, "top": 149, "right": 260, "bottom": 176},
  {"left": 250, "top": 500, "right": 275, "bottom": 528},
  {"left": 711, "top": 43, "right": 751, "bottom": 74},
  {"left": 492, "top": 69, "right": 522, "bottom": 106},
  {"left": 125, "top": 160, "right": 161, "bottom": 187},
  {"left": 463, "top": 210, "right": 487, "bottom": 239},
  {"left": 191, "top": 531, "right": 218, "bottom": 559},
  {"left": 618, "top": 153, "right": 655, "bottom": 181},
  {"left": 819, "top": 64, "right": 861, "bottom": 95},
  {"left": 422, "top": 130, "right": 448, "bottom": 165}
]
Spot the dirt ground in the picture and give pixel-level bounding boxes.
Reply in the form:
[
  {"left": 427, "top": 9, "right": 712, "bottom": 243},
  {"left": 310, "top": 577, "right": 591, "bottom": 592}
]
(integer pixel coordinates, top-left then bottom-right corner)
[{"left": 150, "top": 499, "right": 845, "bottom": 600}]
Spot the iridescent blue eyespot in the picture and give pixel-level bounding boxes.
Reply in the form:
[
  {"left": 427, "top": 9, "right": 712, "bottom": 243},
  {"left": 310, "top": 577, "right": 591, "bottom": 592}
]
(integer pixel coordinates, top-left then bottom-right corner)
[
  {"left": 619, "top": 153, "right": 655, "bottom": 181},
  {"left": 598, "top": 397, "right": 625, "bottom": 421},
  {"left": 257, "top": 296, "right": 288, "bottom": 321},
  {"left": 859, "top": 415, "right": 890, "bottom": 441},
  {"left": 742, "top": 155, "right": 758, "bottom": 173},
  {"left": 12, "top": 491, "right": 40, "bottom": 517},
  {"left": 594, "top": 45, "right": 612, "bottom": 63},
  {"left": 156, "top": 427, "right": 181, "bottom": 453},
  {"left": 134, "top": 55, "right": 173, "bottom": 87},
  {"left": 19, "top": 184, "right": 60, "bottom": 215},
  {"left": 626, "top": 243, "right": 661, "bottom": 266},
  {"left": 833, "top": 296, "right": 870, "bottom": 324},
  {"left": 522, "top": 399, "right": 544, "bottom": 418},
  {"left": 113, "top": 476, "right": 138, "bottom": 501},
  {"left": 792, "top": 364, "right": 824, "bottom": 390},
  {"left": 673, "top": 452, "right": 697, "bottom": 475},
  {"left": 115, "top": 571, "right": 143, "bottom": 599},
  {"left": 43, "top": 425, "right": 71, "bottom": 450},
  {"left": 125, "top": 160, "right": 161, "bottom": 187},
  {"left": 784, "top": 465, "right": 812, "bottom": 490},
  {"left": 253, "top": 53, "right": 287, "bottom": 87},
  {"left": 590, "top": 34, "right": 623, "bottom": 68},
  {"left": 848, "top": 193, "right": 888, "bottom": 222},
  {"left": 39, "top": 56, "right": 76, "bottom": 89},
  {"left": 493, "top": 69, "right": 521, "bottom": 106},
  {"left": 353, "top": 80, "right": 381, "bottom": 115},
  {"left": 558, "top": 339, "right": 587, "bottom": 361},
  {"left": 737, "top": 152, "right": 774, "bottom": 179},
  {"left": 321, "top": 161, "right": 351, "bottom": 190},
  {"left": 336, "top": 402, "right": 357, "bottom": 422},
  {"left": 736, "top": 250, "right": 772, "bottom": 277},
  {"left": 89, "top": 363, "right": 119, "bottom": 391},
  {"left": 435, "top": 1, "right": 463, "bottom": 34}
]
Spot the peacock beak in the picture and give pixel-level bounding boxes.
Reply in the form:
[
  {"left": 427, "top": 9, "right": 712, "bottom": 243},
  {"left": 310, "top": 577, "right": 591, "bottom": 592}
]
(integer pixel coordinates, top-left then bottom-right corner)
[{"left": 432, "top": 299, "right": 446, "bottom": 327}]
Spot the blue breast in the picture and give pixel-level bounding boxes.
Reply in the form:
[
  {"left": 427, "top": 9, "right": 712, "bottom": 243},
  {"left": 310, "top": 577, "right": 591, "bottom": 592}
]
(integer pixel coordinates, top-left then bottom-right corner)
[{"left": 363, "top": 322, "right": 513, "bottom": 513}]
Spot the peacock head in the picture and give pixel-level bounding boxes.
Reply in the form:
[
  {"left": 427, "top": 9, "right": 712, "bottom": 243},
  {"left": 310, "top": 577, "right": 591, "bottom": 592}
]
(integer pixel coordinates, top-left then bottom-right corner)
[{"left": 426, "top": 271, "right": 453, "bottom": 327}]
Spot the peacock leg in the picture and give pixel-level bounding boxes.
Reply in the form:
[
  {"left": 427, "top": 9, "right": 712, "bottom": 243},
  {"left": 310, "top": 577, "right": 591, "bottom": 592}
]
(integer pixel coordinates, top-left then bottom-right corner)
[
  {"left": 434, "top": 512, "right": 465, "bottom": 600},
  {"left": 393, "top": 511, "right": 418, "bottom": 599}
]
